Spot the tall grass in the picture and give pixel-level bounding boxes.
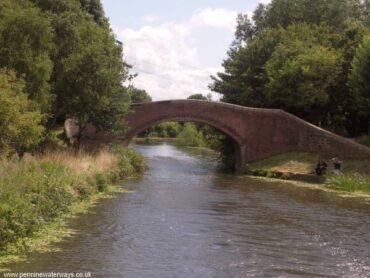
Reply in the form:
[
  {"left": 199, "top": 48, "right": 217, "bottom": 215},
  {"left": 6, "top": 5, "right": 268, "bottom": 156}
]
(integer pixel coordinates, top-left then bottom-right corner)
[
  {"left": 0, "top": 146, "right": 145, "bottom": 255},
  {"left": 325, "top": 173, "right": 370, "bottom": 193}
]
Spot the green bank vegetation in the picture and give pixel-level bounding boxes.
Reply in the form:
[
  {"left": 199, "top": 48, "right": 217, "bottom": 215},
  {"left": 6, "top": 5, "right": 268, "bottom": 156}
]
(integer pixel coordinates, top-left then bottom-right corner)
[
  {"left": 0, "top": 145, "right": 145, "bottom": 264},
  {"left": 0, "top": 0, "right": 149, "bottom": 262},
  {"left": 246, "top": 152, "right": 370, "bottom": 193},
  {"left": 326, "top": 174, "right": 370, "bottom": 193}
]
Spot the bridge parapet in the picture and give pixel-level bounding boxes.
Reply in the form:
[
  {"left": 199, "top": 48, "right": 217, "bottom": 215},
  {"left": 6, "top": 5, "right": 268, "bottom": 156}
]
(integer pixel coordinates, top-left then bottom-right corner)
[{"left": 82, "top": 100, "right": 370, "bottom": 170}]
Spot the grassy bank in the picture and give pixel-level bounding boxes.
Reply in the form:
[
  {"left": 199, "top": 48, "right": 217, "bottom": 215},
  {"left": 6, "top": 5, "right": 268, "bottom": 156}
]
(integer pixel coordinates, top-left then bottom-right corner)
[
  {"left": 246, "top": 152, "right": 370, "bottom": 194},
  {"left": 0, "top": 145, "right": 145, "bottom": 265}
]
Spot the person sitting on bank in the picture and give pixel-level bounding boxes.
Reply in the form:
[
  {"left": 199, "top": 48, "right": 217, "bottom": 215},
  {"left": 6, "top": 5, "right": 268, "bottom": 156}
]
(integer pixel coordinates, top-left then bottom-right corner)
[
  {"left": 315, "top": 160, "right": 328, "bottom": 176},
  {"left": 332, "top": 157, "right": 342, "bottom": 175}
]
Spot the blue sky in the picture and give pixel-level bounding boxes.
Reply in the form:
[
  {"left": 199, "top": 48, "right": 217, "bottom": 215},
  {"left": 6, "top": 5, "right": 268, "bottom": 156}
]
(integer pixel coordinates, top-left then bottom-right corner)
[{"left": 101, "top": 0, "right": 270, "bottom": 100}]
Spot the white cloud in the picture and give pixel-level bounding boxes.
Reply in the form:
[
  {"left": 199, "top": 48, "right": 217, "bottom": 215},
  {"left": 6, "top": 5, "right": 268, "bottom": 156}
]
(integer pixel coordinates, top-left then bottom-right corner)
[
  {"left": 113, "top": 8, "right": 240, "bottom": 101},
  {"left": 141, "top": 15, "right": 161, "bottom": 24},
  {"left": 190, "top": 8, "right": 238, "bottom": 29}
]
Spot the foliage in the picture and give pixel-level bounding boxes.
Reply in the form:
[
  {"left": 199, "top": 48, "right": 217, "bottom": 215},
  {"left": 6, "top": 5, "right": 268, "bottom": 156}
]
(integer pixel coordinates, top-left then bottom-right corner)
[
  {"left": 175, "top": 123, "right": 206, "bottom": 148},
  {"left": 0, "top": 0, "right": 54, "bottom": 113},
  {"left": 129, "top": 86, "right": 152, "bottom": 103},
  {"left": 0, "top": 0, "right": 132, "bottom": 140},
  {"left": 51, "top": 14, "right": 130, "bottom": 131},
  {"left": 325, "top": 173, "right": 370, "bottom": 192},
  {"left": 0, "top": 71, "right": 45, "bottom": 156},
  {"left": 187, "top": 94, "right": 212, "bottom": 101},
  {"left": 0, "top": 146, "right": 144, "bottom": 255},
  {"left": 250, "top": 0, "right": 363, "bottom": 33},
  {"left": 211, "top": 28, "right": 283, "bottom": 107},
  {"left": 111, "top": 145, "right": 146, "bottom": 178},
  {"left": 212, "top": 0, "right": 369, "bottom": 136},
  {"left": 79, "top": 0, "right": 108, "bottom": 26},
  {"left": 348, "top": 35, "right": 370, "bottom": 134},
  {"left": 144, "top": 122, "right": 182, "bottom": 138},
  {"left": 265, "top": 24, "right": 343, "bottom": 122}
]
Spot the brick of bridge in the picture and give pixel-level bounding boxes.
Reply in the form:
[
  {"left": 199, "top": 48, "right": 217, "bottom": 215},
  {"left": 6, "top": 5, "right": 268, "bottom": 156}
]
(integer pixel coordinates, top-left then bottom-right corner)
[{"left": 90, "top": 100, "right": 370, "bottom": 170}]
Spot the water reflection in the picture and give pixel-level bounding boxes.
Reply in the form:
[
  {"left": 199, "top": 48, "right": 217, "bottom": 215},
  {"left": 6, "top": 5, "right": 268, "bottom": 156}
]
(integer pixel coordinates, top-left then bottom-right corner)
[{"left": 5, "top": 143, "right": 370, "bottom": 278}]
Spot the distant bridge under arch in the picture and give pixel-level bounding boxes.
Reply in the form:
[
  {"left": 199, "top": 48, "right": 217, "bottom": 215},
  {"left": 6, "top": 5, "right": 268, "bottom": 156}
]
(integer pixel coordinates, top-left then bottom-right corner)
[{"left": 93, "top": 100, "right": 370, "bottom": 170}]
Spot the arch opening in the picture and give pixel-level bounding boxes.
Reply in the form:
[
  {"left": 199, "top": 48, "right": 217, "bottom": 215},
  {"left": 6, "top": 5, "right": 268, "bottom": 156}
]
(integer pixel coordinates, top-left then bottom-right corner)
[{"left": 125, "top": 117, "right": 245, "bottom": 172}]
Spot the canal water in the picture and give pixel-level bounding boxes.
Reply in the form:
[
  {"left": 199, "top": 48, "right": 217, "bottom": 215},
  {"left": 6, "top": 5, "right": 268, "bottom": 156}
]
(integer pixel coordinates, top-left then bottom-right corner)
[{"left": 5, "top": 143, "right": 370, "bottom": 277}]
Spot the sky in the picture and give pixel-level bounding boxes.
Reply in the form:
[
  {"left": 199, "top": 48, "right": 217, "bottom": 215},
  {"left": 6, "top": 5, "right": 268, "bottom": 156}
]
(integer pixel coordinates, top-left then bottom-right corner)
[{"left": 101, "top": 0, "right": 270, "bottom": 101}]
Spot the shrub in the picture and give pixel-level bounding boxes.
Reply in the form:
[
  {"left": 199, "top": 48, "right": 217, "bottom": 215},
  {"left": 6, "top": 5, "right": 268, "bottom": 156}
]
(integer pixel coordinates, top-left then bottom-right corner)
[
  {"left": 175, "top": 123, "right": 206, "bottom": 147},
  {"left": 95, "top": 173, "right": 108, "bottom": 192},
  {"left": 0, "top": 160, "right": 76, "bottom": 252},
  {"left": 0, "top": 146, "right": 145, "bottom": 254},
  {"left": 0, "top": 70, "right": 45, "bottom": 156},
  {"left": 325, "top": 173, "right": 370, "bottom": 192},
  {"left": 111, "top": 145, "right": 146, "bottom": 177}
]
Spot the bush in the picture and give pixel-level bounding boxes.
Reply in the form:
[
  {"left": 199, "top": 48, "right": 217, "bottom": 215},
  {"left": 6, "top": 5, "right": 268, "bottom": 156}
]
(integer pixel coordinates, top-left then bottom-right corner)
[
  {"left": 0, "top": 146, "right": 145, "bottom": 254},
  {"left": 0, "top": 70, "right": 45, "bottom": 156},
  {"left": 94, "top": 173, "right": 108, "bottom": 192},
  {"left": 111, "top": 145, "right": 146, "bottom": 178},
  {"left": 0, "top": 160, "right": 76, "bottom": 252},
  {"left": 175, "top": 123, "right": 206, "bottom": 147},
  {"left": 325, "top": 173, "right": 370, "bottom": 192}
]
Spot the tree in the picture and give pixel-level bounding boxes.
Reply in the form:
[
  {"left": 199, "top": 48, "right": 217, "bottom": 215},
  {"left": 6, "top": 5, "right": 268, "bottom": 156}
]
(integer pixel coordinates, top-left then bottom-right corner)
[
  {"left": 348, "top": 35, "right": 370, "bottom": 134},
  {"left": 265, "top": 24, "right": 343, "bottom": 123},
  {"left": 255, "top": 0, "right": 363, "bottom": 31},
  {"left": 0, "top": 0, "right": 54, "bottom": 113},
  {"left": 175, "top": 123, "right": 206, "bottom": 147},
  {"left": 187, "top": 94, "right": 208, "bottom": 100},
  {"left": 79, "top": 0, "right": 108, "bottom": 26},
  {"left": 129, "top": 86, "right": 152, "bottom": 103},
  {"left": 211, "top": 0, "right": 367, "bottom": 136},
  {"left": 0, "top": 70, "right": 44, "bottom": 156},
  {"left": 145, "top": 122, "right": 182, "bottom": 138},
  {"left": 43, "top": 6, "right": 131, "bottom": 132},
  {"left": 211, "top": 28, "right": 283, "bottom": 107},
  {"left": 27, "top": 0, "right": 132, "bottom": 134},
  {"left": 233, "top": 13, "right": 254, "bottom": 48}
]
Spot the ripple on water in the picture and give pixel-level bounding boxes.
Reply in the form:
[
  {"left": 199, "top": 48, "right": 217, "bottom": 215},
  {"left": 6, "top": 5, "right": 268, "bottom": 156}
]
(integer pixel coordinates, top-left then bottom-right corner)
[{"left": 6, "top": 143, "right": 370, "bottom": 278}]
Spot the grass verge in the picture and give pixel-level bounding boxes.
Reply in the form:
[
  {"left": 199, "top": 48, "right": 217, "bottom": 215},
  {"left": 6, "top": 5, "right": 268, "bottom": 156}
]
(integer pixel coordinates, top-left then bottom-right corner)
[
  {"left": 325, "top": 173, "right": 370, "bottom": 193},
  {"left": 245, "top": 152, "right": 370, "bottom": 194},
  {"left": 0, "top": 145, "right": 145, "bottom": 268}
]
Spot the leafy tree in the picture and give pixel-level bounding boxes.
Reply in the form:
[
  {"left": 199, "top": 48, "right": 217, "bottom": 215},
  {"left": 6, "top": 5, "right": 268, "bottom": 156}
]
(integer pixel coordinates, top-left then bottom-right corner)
[
  {"left": 34, "top": 3, "right": 131, "bottom": 132},
  {"left": 0, "top": 70, "right": 44, "bottom": 156},
  {"left": 348, "top": 35, "right": 370, "bottom": 134},
  {"left": 265, "top": 24, "right": 343, "bottom": 123},
  {"left": 0, "top": 0, "right": 54, "bottom": 113},
  {"left": 233, "top": 13, "right": 254, "bottom": 47},
  {"left": 31, "top": 0, "right": 81, "bottom": 14},
  {"left": 212, "top": 0, "right": 367, "bottom": 136},
  {"left": 79, "top": 0, "right": 108, "bottom": 26},
  {"left": 255, "top": 0, "right": 363, "bottom": 31},
  {"left": 27, "top": 0, "right": 132, "bottom": 134},
  {"left": 187, "top": 94, "right": 208, "bottom": 100},
  {"left": 175, "top": 123, "right": 206, "bottom": 147},
  {"left": 129, "top": 86, "right": 152, "bottom": 103},
  {"left": 211, "top": 28, "right": 283, "bottom": 107},
  {"left": 145, "top": 122, "right": 182, "bottom": 138}
]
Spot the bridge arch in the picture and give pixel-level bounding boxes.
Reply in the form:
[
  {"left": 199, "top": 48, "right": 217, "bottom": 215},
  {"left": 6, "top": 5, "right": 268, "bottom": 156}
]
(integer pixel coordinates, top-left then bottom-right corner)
[
  {"left": 108, "top": 99, "right": 370, "bottom": 171},
  {"left": 122, "top": 111, "right": 246, "bottom": 170}
]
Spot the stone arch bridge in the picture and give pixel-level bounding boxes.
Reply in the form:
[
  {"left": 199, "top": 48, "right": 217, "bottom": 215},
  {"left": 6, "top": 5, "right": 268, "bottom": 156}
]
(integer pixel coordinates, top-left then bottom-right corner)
[{"left": 86, "top": 100, "right": 370, "bottom": 170}]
